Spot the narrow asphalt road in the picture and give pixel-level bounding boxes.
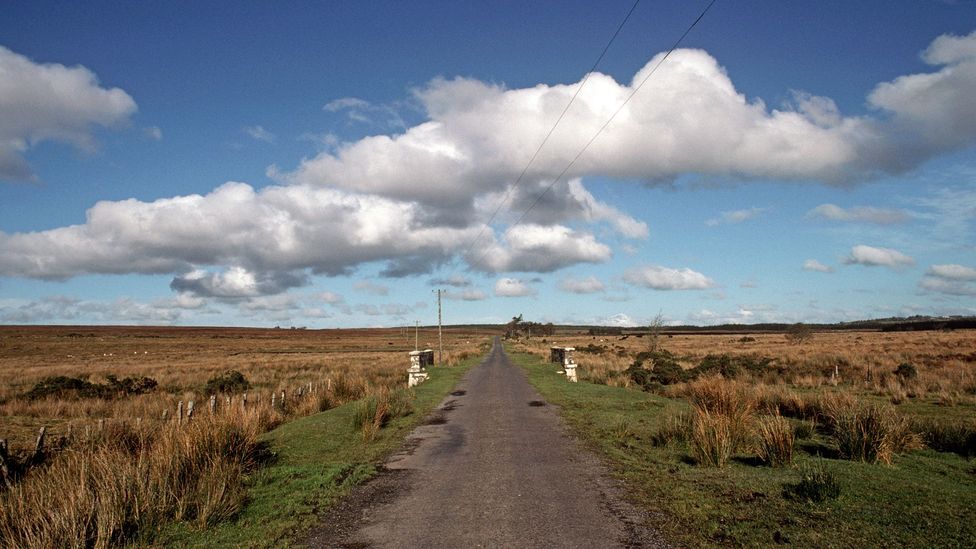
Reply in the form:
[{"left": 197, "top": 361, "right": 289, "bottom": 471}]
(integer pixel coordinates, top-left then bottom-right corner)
[{"left": 309, "top": 337, "right": 667, "bottom": 548}]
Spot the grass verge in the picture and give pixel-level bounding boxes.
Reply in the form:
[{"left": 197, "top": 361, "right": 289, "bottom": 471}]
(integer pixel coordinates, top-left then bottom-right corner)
[
  {"left": 157, "top": 356, "right": 479, "bottom": 548},
  {"left": 509, "top": 349, "right": 976, "bottom": 548}
]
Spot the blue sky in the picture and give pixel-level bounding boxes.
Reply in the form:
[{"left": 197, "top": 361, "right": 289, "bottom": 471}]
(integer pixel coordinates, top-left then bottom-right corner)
[{"left": 1, "top": 0, "right": 975, "bottom": 327}]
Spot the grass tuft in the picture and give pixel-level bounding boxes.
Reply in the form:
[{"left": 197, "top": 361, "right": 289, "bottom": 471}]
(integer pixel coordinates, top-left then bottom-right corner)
[
  {"left": 755, "top": 411, "right": 795, "bottom": 467},
  {"left": 783, "top": 458, "right": 841, "bottom": 503}
]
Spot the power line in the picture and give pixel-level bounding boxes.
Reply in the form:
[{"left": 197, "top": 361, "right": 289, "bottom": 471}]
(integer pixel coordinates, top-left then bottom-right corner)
[
  {"left": 460, "top": 0, "right": 642, "bottom": 262},
  {"left": 472, "top": 0, "right": 718, "bottom": 270}
]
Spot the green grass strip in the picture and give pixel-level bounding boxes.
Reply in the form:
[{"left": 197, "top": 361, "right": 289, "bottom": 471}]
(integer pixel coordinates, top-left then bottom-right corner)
[
  {"left": 509, "top": 349, "right": 976, "bottom": 548},
  {"left": 159, "top": 355, "right": 479, "bottom": 548}
]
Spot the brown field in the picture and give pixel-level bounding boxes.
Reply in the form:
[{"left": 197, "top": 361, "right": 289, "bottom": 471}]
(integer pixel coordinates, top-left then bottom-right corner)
[
  {"left": 0, "top": 325, "right": 495, "bottom": 450},
  {"left": 514, "top": 328, "right": 976, "bottom": 416}
]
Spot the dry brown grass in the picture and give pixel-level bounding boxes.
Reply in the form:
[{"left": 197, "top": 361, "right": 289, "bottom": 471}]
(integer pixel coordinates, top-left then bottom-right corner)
[
  {"left": 513, "top": 328, "right": 976, "bottom": 465},
  {"left": 0, "top": 413, "right": 263, "bottom": 548},
  {"left": 0, "top": 326, "right": 493, "bottom": 546},
  {"left": 515, "top": 329, "right": 976, "bottom": 396},
  {"left": 0, "top": 326, "right": 491, "bottom": 448}
]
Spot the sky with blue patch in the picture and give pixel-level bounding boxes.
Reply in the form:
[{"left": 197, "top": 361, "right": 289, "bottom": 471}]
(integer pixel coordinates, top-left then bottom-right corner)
[{"left": 1, "top": 0, "right": 975, "bottom": 327}]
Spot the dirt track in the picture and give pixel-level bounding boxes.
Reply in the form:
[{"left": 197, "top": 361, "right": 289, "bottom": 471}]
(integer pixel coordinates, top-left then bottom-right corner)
[{"left": 308, "top": 337, "right": 667, "bottom": 548}]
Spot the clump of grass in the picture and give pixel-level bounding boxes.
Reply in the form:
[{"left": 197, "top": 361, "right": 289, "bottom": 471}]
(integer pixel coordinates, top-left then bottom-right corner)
[
  {"left": 755, "top": 411, "right": 795, "bottom": 467},
  {"left": 691, "top": 407, "right": 733, "bottom": 467},
  {"left": 829, "top": 402, "right": 921, "bottom": 464},
  {"left": 351, "top": 388, "right": 414, "bottom": 443},
  {"left": 650, "top": 412, "right": 690, "bottom": 446},
  {"left": 913, "top": 417, "right": 976, "bottom": 457},
  {"left": 686, "top": 376, "right": 755, "bottom": 453},
  {"left": 792, "top": 419, "right": 815, "bottom": 440},
  {"left": 783, "top": 458, "right": 841, "bottom": 503}
]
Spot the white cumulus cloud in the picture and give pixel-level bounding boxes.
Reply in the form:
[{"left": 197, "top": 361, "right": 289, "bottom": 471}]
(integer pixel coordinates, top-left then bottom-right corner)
[
  {"left": 927, "top": 263, "right": 976, "bottom": 280},
  {"left": 919, "top": 263, "right": 976, "bottom": 296},
  {"left": 623, "top": 265, "right": 715, "bottom": 291},
  {"left": 494, "top": 277, "right": 536, "bottom": 297},
  {"left": 803, "top": 259, "right": 834, "bottom": 273},
  {"left": 468, "top": 224, "right": 611, "bottom": 273},
  {"left": 843, "top": 245, "right": 915, "bottom": 269},
  {"left": 0, "top": 46, "right": 137, "bottom": 181},
  {"left": 558, "top": 276, "right": 605, "bottom": 294}
]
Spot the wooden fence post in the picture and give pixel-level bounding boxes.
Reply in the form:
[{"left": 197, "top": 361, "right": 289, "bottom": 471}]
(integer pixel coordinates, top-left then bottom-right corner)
[
  {"left": 242, "top": 392, "right": 247, "bottom": 410},
  {"left": 177, "top": 400, "right": 184, "bottom": 425},
  {"left": 280, "top": 390, "right": 286, "bottom": 409},
  {"left": 271, "top": 392, "right": 276, "bottom": 409},
  {"left": 0, "top": 439, "right": 11, "bottom": 489},
  {"left": 31, "top": 426, "right": 46, "bottom": 465},
  {"left": 187, "top": 400, "right": 195, "bottom": 422},
  {"left": 209, "top": 394, "right": 217, "bottom": 415}
]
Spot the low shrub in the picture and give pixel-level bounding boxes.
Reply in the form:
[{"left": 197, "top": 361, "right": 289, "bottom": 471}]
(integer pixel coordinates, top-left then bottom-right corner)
[
  {"left": 894, "top": 362, "right": 918, "bottom": 380},
  {"left": 578, "top": 344, "right": 608, "bottom": 355},
  {"left": 784, "top": 459, "right": 841, "bottom": 503},
  {"left": 203, "top": 370, "right": 250, "bottom": 395},
  {"left": 626, "top": 350, "right": 687, "bottom": 389},
  {"left": 694, "top": 354, "right": 772, "bottom": 379},
  {"left": 25, "top": 375, "right": 158, "bottom": 401}
]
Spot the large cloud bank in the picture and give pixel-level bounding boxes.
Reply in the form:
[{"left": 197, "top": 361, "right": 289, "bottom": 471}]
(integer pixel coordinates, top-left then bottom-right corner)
[{"left": 2, "top": 31, "right": 976, "bottom": 294}]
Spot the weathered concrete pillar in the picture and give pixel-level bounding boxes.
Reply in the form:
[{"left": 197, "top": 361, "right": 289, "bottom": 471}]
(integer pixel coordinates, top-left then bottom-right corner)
[
  {"left": 563, "top": 347, "right": 578, "bottom": 383},
  {"left": 408, "top": 350, "right": 429, "bottom": 387}
]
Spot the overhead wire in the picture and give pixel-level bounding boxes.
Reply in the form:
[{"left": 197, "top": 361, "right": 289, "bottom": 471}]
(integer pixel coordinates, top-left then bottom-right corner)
[
  {"left": 460, "top": 0, "right": 642, "bottom": 263},
  {"left": 469, "top": 0, "right": 718, "bottom": 271}
]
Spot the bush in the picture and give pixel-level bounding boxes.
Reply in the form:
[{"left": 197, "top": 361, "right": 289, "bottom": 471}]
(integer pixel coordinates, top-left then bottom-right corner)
[
  {"left": 784, "top": 459, "right": 841, "bottom": 503},
  {"left": 694, "top": 354, "right": 772, "bottom": 379},
  {"left": 203, "top": 370, "right": 250, "bottom": 395},
  {"left": 626, "top": 350, "right": 687, "bottom": 389},
  {"left": 894, "top": 362, "right": 918, "bottom": 380},
  {"left": 25, "top": 375, "right": 157, "bottom": 400},
  {"left": 755, "top": 412, "right": 795, "bottom": 467}
]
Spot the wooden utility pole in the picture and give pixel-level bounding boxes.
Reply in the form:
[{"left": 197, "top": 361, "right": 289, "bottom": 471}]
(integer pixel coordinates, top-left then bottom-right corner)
[{"left": 437, "top": 289, "right": 443, "bottom": 366}]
